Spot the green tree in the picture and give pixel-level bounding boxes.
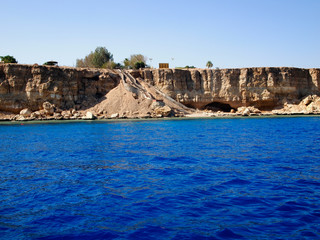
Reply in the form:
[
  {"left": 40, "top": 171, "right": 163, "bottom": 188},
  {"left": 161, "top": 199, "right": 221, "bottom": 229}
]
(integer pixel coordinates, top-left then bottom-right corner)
[
  {"left": 76, "top": 47, "right": 113, "bottom": 68},
  {"left": 102, "top": 61, "right": 123, "bottom": 69},
  {"left": 206, "top": 61, "right": 213, "bottom": 68},
  {"left": 76, "top": 54, "right": 94, "bottom": 68},
  {"left": 123, "top": 58, "right": 130, "bottom": 69},
  {"left": 0, "top": 55, "right": 18, "bottom": 63},
  {"left": 134, "top": 61, "right": 146, "bottom": 69},
  {"left": 124, "top": 54, "right": 147, "bottom": 69}
]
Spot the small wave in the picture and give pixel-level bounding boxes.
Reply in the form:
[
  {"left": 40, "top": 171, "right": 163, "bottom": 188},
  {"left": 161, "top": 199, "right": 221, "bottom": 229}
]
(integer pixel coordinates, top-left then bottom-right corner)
[
  {"left": 276, "top": 201, "right": 309, "bottom": 212},
  {"left": 216, "top": 228, "right": 243, "bottom": 239},
  {"left": 36, "top": 231, "right": 119, "bottom": 240},
  {"left": 230, "top": 196, "right": 267, "bottom": 206},
  {"left": 222, "top": 178, "right": 251, "bottom": 185},
  {"left": 296, "top": 179, "right": 320, "bottom": 186}
]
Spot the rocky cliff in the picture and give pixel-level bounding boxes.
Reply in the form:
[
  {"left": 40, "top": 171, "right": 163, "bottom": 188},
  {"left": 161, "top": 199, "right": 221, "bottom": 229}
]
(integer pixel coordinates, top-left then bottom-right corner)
[
  {"left": 0, "top": 63, "right": 120, "bottom": 113},
  {"left": 137, "top": 67, "right": 320, "bottom": 111},
  {"left": 0, "top": 63, "right": 320, "bottom": 119}
]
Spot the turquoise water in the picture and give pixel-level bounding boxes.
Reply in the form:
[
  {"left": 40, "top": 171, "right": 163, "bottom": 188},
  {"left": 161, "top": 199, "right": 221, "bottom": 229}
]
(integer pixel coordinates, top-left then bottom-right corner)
[{"left": 0, "top": 117, "right": 320, "bottom": 239}]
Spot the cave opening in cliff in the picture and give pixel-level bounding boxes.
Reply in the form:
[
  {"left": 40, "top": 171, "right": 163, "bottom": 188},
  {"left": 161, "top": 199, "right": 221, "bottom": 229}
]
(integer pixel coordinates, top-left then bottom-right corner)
[{"left": 203, "top": 102, "right": 234, "bottom": 112}]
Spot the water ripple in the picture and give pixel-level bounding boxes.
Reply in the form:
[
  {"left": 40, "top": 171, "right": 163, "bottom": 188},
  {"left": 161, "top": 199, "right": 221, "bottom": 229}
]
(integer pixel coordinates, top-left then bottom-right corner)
[{"left": 0, "top": 117, "right": 320, "bottom": 239}]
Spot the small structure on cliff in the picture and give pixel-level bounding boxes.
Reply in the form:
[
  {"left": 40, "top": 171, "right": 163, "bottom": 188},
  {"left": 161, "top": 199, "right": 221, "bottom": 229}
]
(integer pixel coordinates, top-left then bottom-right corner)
[{"left": 159, "top": 63, "right": 169, "bottom": 69}]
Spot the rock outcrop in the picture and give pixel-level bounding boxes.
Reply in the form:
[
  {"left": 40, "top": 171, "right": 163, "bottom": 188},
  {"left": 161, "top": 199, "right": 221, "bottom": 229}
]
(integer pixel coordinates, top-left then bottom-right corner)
[
  {"left": 137, "top": 68, "right": 320, "bottom": 111},
  {"left": 1, "top": 63, "right": 320, "bottom": 120},
  {"left": 0, "top": 63, "right": 120, "bottom": 113}
]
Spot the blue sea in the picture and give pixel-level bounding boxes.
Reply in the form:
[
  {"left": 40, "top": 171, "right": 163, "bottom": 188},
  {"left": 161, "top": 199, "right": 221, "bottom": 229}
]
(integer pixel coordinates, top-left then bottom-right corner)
[{"left": 0, "top": 117, "right": 320, "bottom": 239}]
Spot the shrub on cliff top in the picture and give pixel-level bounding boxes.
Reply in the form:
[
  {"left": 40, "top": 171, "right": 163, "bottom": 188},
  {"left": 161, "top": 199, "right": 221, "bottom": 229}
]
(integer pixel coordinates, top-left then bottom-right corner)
[
  {"left": 206, "top": 61, "right": 213, "bottom": 68},
  {"left": 123, "top": 54, "right": 148, "bottom": 69},
  {"left": 134, "top": 61, "right": 146, "bottom": 69},
  {"left": 102, "top": 61, "right": 123, "bottom": 69},
  {"left": 76, "top": 47, "right": 113, "bottom": 68},
  {"left": 0, "top": 55, "right": 18, "bottom": 63}
]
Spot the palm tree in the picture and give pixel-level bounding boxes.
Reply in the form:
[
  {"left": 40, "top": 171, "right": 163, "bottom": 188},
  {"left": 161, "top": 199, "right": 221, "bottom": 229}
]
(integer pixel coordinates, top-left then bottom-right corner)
[{"left": 206, "top": 61, "right": 213, "bottom": 68}]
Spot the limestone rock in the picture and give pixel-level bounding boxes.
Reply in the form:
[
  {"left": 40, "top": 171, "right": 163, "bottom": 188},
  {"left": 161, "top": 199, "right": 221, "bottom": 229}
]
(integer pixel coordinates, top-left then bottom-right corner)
[
  {"left": 30, "top": 111, "right": 41, "bottom": 118},
  {"left": 53, "top": 112, "right": 62, "bottom": 119},
  {"left": 19, "top": 108, "right": 32, "bottom": 117},
  {"left": 302, "top": 95, "right": 313, "bottom": 106},
  {"left": 154, "top": 105, "right": 172, "bottom": 117},
  {"left": 242, "top": 108, "right": 251, "bottom": 116},
  {"left": 141, "top": 68, "right": 320, "bottom": 111},
  {"left": 280, "top": 95, "right": 320, "bottom": 114},
  {"left": 0, "top": 64, "right": 120, "bottom": 114},
  {"left": 0, "top": 64, "right": 320, "bottom": 117},
  {"left": 151, "top": 100, "right": 165, "bottom": 109},
  {"left": 16, "top": 115, "right": 26, "bottom": 121},
  {"left": 61, "top": 111, "right": 70, "bottom": 118},
  {"left": 110, "top": 113, "right": 119, "bottom": 118},
  {"left": 43, "top": 101, "right": 55, "bottom": 115},
  {"left": 82, "top": 111, "right": 96, "bottom": 120},
  {"left": 237, "top": 106, "right": 261, "bottom": 116}
]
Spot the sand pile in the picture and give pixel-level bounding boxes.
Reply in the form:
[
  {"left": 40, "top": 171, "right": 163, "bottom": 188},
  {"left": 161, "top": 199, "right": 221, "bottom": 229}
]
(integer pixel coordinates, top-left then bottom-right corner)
[
  {"left": 88, "top": 73, "right": 194, "bottom": 119},
  {"left": 89, "top": 82, "right": 153, "bottom": 118}
]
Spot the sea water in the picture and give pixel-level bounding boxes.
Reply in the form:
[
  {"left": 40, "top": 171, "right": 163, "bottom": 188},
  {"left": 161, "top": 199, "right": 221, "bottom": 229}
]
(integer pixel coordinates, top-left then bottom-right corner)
[{"left": 0, "top": 117, "right": 319, "bottom": 239}]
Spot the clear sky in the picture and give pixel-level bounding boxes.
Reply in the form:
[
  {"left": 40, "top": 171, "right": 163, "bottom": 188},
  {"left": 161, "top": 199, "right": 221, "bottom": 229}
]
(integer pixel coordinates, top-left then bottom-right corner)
[{"left": 1, "top": 0, "right": 319, "bottom": 68}]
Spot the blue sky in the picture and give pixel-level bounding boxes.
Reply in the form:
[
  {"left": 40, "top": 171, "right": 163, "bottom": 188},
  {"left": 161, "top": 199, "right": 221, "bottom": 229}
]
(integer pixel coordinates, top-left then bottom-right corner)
[{"left": 1, "top": 0, "right": 319, "bottom": 68}]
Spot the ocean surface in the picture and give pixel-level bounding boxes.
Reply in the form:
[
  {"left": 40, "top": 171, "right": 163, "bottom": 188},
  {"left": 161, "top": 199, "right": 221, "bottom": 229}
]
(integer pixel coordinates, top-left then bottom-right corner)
[{"left": 0, "top": 117, "right": 320, "bottom": 239}]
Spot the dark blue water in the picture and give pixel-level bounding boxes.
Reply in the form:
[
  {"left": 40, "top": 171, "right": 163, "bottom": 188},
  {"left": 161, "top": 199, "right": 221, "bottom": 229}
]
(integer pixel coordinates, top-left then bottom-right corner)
[{"left": 0, "top": 117, "right": 320, "bottom": 239}]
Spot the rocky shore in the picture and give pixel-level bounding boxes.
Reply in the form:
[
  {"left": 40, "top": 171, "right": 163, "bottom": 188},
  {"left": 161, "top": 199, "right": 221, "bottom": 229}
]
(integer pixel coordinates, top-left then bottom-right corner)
[{"left": 0, "top": 63, "right": 319, "bottom": 122}]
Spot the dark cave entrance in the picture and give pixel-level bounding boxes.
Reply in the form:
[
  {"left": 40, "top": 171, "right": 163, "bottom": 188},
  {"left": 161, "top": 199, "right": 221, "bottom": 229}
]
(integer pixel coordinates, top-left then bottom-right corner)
[{"left": 203, "top": 102, "right": 234, "bottom": 112}]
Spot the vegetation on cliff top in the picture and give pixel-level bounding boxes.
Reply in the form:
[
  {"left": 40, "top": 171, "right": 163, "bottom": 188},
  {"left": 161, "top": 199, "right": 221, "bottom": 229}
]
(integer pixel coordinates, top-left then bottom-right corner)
[
  {"left": 0, "top": 55, "right": 18, "bottom": 63},
  {"left": 76, "top": 47, "right": 148, "bottom": 70},
  {"left": 76, "top": 47, "right": 113, "bottom": 68},
  {"left": 206, "top": 61, "right": 213, "bottom": 68},
  {"left": 124, "top": 54, "right": 148, "bottom": 69}
]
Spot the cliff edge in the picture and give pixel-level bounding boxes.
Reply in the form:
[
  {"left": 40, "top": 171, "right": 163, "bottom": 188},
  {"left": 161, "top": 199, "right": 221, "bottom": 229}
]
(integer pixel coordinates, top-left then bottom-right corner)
[
  {"left": 137, "top": 67, "right": 320, "bottom": 111},
  {"left": 0, "top": 63, "right": 320, "bottom": 120}
]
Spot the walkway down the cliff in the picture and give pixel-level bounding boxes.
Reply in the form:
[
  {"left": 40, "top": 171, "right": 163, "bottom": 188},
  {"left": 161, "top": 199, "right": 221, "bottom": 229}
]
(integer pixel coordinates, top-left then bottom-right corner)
[{"left": 120, "top": 70, "right": 193, "bottom": 112}]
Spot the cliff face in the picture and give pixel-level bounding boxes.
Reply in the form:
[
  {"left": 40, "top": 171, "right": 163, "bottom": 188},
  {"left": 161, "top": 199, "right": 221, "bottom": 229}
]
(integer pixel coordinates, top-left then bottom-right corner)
[
  {"left": 0, "top": 63, "right": 319, "bottom": 115},
  {"left": 138, "top": 68, "right": 320, "bottom": 110},
  {"left": 0, "top": 64, "right": 120, "bottom": 113}
]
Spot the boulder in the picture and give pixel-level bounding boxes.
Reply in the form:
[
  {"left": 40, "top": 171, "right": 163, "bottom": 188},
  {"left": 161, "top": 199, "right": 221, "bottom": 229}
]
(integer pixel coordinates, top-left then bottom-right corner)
[
  {"left": 82, "top": 111, "right": 96, "bottom": 120},
  {"left": 242, "top": 108, "right": 251, "bottom": 116},
  {"left": 237, "top": 106, "right": 261, "bottom": 116},
  {"left": 30, "top": 111, "right": 41, "bottom": 118},
  {"left": 19, "top": 108, "right": 32, "bottom": 117},
  {"left": 302, "top": 95, "right": 313, "bottom": 106},
  {"left": 43, "top": 101, "right": 55, "bottom": 115},
  {"left": 154, "top": 105, "right": 172, "bottom": 117},
  {"left": 16, "top": 115, "right": 26, "bottom": 121},
  {"left": 151, "top": 100, "right": 165, "bottom": 109},
  {"left": 53, "top": 112, "right": 62, "bottom": 118},
  {"left": 111, "top": 113, "right": 119, "bottom": 118},
  {"left": 61, "top": 110, "right": 70, "bottom": 117}
]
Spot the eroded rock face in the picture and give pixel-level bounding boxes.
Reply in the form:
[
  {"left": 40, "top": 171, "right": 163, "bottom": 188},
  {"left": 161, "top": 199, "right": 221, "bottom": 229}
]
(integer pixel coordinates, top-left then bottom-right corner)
[
  {"left": 0, "top": 64, "right": 120, "bottom": 113},
  {"left": 1, "top": 64, "right": 320, "bottom": 116},
  {"left": 138, "top": 68, "right": 320, "bottom": 111}
]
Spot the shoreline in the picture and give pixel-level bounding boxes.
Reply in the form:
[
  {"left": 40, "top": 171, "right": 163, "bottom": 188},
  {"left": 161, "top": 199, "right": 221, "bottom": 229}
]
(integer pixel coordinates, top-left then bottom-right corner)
[{"left": 1, "top": 113, "right": 319, "bottom": 125}]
